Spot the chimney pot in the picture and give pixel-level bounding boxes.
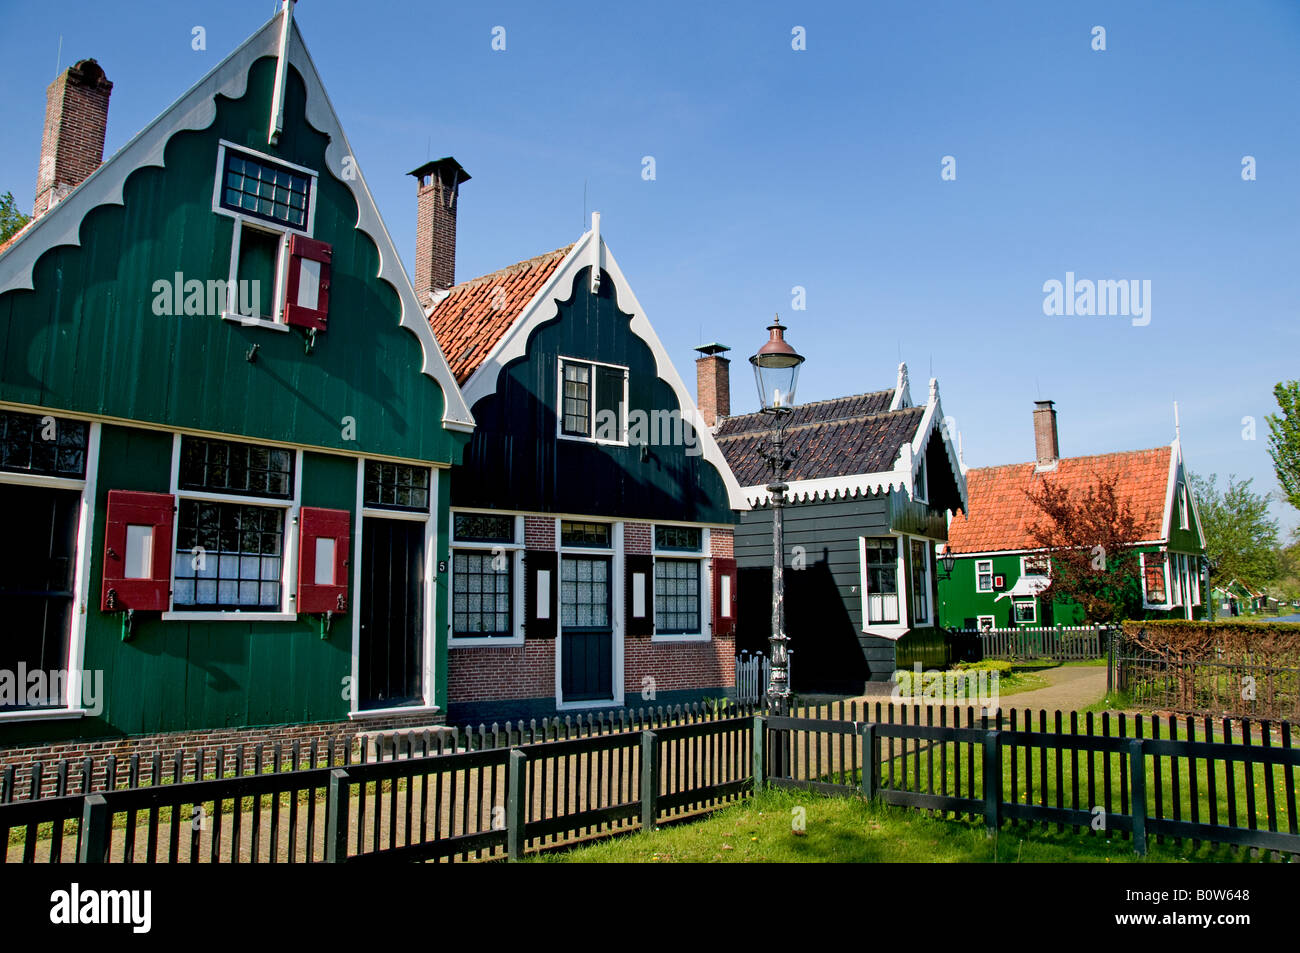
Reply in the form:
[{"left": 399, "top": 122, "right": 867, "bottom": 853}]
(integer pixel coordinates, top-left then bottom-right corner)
[
  {"left": 410, "top": 157, "right": 470, "bottom": 305},
  {"left": 33, "top": 58, "right": 113, "bottom": 219},
  {"left": 1033, "top": 400, "right": 1060, "bottom": 468},
  {"left": 695, "top": 343, "right": 731, "bottom": 428}
]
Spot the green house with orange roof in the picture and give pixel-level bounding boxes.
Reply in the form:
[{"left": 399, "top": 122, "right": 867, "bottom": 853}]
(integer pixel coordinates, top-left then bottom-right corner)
[{"left": 939, "top": 401, "right": 1207, "bottom": 630}]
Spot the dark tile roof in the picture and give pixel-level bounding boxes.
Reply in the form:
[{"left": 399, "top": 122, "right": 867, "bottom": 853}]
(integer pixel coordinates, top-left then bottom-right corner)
[
  {"left": 427, "top": 244, "right": 574, "bottom": 384},
  {"left": 715, "top": 393, "right": 924, "bottom": 487}
]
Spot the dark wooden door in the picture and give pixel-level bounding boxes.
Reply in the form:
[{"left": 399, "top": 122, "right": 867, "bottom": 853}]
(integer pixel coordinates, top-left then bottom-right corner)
[
  {"left": 359, "top": 517, "right": 424, "bottom": 710},
  {"left": 560, "top": 555, "right": 613, "bottom": 702},
  {"left": 0, "top": 484, "right": 80, "bottom": 709}
]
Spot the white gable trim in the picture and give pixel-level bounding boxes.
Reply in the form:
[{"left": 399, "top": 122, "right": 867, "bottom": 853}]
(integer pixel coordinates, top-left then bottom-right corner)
[
  {"left": 459, "top": 226, "right": 746, "bottom": 510},
  {"left": 0, "top": 16, "right": 474, "bottom": 432}
]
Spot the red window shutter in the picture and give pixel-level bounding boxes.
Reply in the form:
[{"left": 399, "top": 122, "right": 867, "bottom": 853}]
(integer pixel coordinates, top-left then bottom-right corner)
[
  {"left": 297, "top": 507, "right": 351, "bottom": 613},
  {"left": 712, "top": 557, "right": 737, "bottom": 636},
  {"left": 101, "top": 490, "right": 174, "bottom": 612},
  {"left": 284, "top": 235, "right": 332, "bottom": 331},
  {"left": 624, "top": 554, "right": 654, "bottom": 636}
]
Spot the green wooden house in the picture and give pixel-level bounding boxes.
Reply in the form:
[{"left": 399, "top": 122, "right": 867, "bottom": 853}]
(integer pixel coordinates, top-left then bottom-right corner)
[
  {"left": 939, "top": 402, "right": 1207, "bottom": 629},
  {"left": 714, "top": 365, "right": 968, "bottom": 692},
  {"left": 0, "top": 5, "right": 475, "bottom": 754}
]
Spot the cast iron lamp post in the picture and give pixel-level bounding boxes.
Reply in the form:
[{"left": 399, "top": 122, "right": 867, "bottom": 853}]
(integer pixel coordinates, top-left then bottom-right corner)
[{"left": 750, "top": 316, "right": 804, "bottom": 717}]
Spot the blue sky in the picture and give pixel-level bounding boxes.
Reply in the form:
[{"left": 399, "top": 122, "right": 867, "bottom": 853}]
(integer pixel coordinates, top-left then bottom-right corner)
[{"left": 2, "top": 0, "right": 1298, "bottom": 531}]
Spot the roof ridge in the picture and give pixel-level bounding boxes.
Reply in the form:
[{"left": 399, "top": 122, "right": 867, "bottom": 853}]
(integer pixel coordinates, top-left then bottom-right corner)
[
  {"left": 717, "top": 402, "right": 922, "bottom": 439},
  {"left": 445, "top": 243, "right": 575, "bottom": 295},
  {"left": 967, "top": 445, "right": 1171, "bottom": 474},
  {"left": 723, "top": 388, "right": 897, "bottom": 424}
]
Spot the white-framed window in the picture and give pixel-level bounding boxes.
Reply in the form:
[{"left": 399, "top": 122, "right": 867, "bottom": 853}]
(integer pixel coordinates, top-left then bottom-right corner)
[
  {"left": 1191, "top": 557, "right": 1202, "bottom": 605},
  {"left": 168, "top": 434, "right": 299, "bottom": 619},
  {"left": 1021, "top": 554, "right": 1050, "bottom": 577},
  {"left": 1140, "top": 551, "right": 1168, "bottom": 607},
  {"left": 211, "top": 141, "right": 318, "bottom": 331},
  {"left": 1179, "top": 482, "right": 1189, "bottom": 531},
  {"left": 652, "top": 525, "right": 707, "bottom": 638},
  {"left": 861, "top": 537, "right": 900, "bottom": 624},
  {"left": 1012, "top": 598, "right": 1036, "bottom": 625},
  {"left": 976, "top": 559, "right": 994, "bottom": 593},
  {"left": 557, "top": 357, "right": 628, "bottom": 444},
  {"left": 450, "top": 511, "right": 522, "bottom": 643},
  {"left": 1170, "top": 553, "right": 1184, "bottom": 607},
  {"left": 913, "top": 456, "right": 928, "bottom": 503},
  {"left": 976, "top": 615, "right": 995, "bottom": 632},
  {"left": 910, "top": 538, "right": 931, "bottom": 625}
]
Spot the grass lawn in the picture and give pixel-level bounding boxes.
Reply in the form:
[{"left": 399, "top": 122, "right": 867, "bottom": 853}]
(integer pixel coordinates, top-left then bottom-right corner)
[{"left": 527, "top": 787, "right": 1275, "bottom": 863}]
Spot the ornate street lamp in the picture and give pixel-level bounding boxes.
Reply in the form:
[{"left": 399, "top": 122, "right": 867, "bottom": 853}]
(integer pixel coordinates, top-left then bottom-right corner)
[
  {"left": 937, "top": 545, "right": 957, "bottom": 580},
  {"left": 750, "top": 316, "right": 804, "bottom": 717}
]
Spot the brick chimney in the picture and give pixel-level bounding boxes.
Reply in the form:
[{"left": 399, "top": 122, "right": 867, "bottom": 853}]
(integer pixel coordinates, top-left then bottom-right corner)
[
  {"left": 33, "top": 58, "right": 113, "bottom": 219},
  {"left": 409, "top": 157, "right": 470, "bottom": 305},
  {"left": 1033, "top": 400, "right": 1060, "bottom": 468},
  {"left": 695, "top": 343, "right": 731, "bottom": 428}
]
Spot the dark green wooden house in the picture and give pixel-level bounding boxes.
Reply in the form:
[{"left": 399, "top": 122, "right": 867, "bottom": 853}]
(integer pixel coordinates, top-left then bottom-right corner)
[
  {"left": 713, "top": 365, "right": 968, "bottom": 692},
  {"left": 0, "top": 5, "right": 475, "bottom": 757}
]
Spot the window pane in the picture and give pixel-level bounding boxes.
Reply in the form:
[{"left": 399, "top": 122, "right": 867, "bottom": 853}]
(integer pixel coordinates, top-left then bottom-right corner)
[
  {"left": 654, "top": 558, "right": 700, "bottom": 634},
  {"left": 561, "top": 362, "right": 591, "bottom": 436},
  {"left": 0, "top": 410, "right": 88, "bottom": 479},
  {"left": 172, "top": 500, "right": 283, "bottom": 609},
  {"left": 453, "top": 513, "right": 514, "bottom": 543},
  {"left": 864, "top": 538, "right": 899, "bottom": 623},
  {"left": 219, "top": 149, "right": 313, "bottom": 230},
  {"left": 561, "top": 520, "right": 610, "bottom": 548},
  {"left": 363, "top": 459, "right": 431, "bottom": 512},
  {"left": 178, "top": 436, "right": 294, "bottom": 499},
  {"left": 655, "top": 526, "right": 701, "bottom": 552},
  {"left": 451, "top": 550, "right": 513, "bottom": 636},
  {"left": 236, "top": 224, "right": 278, "bottom": 319}
]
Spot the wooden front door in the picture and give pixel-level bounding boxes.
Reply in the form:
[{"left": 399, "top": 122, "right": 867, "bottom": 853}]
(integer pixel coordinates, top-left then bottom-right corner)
[
  {"left": 560, "top": 555, "right": 613, "bottom": 702},
  {"left": 358, "top": 517, "right": 424, "bottom": 710},
  {"left": 0, "top": 484, "right": 80, "bottom": 709}
]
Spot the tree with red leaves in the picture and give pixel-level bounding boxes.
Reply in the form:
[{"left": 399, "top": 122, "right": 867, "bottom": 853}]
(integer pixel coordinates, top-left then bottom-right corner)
[{"left": 1024, "top": 472, "right": 1144, "bottom": 624}]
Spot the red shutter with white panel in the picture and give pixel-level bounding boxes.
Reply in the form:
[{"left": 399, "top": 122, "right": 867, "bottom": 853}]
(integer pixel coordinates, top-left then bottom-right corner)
[
  {"left": 711, "top": 557, "right": 737, "bottom": 636},
  {"left": 101, "top": 490, "right": 175, "bottom": 612},
  {"left": 284, "top": 235, "right": 332, "bottom": 331},
  {"left": 297, "top": 507, "right": 351, "bottom": 613}
]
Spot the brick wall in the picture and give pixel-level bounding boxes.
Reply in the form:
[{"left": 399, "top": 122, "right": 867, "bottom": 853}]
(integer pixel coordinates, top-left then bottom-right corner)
[
  {"left": 447, "top": 640, "right": 554, "bottom": 703},
  {"left": 412, "top": 161, "right": 465, "bottom": 302},
  {"left": 0, "top": 710, "right": 440, "bottom": 799},
  {"left": 625, "top": 521, "right": 651, "bottom": 554},
  {"left": 624, "top": 633, "right": 735, "bottom": 699},
  {"left": 695, "top": 353, "right": 731, "bottom": 427},
  {"left": 33, "top": 59, "right": 112, "bottom": 219},
  {"left": 711, "top": 527, "right": 734, "bottom": 558},
  {"left": 523, "top": 516, "right": 555, "bottom": 549}
]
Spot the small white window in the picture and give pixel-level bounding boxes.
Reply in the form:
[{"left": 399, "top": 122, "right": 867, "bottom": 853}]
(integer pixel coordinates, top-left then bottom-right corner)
[
  {"left": 913, "top": 457, "right": 928, "bottom": 503},
  {"left": 1022, "top": 555, "right": 1050, "bottom": 577},
  {"left": 1012, "top": 599, "right": 1036, "bottom": 625},
  {"left": 976, "top": 559, "right": 993, "bottom": 593},
  {"left": 1179, "top": 483, "right": 1190, "bottom": 531},
  {"left": 976, "top": 615, "right": 995, "bottom": 632},
  {"left": 559, "top": 358, "right": 628, "bottom": 443}
]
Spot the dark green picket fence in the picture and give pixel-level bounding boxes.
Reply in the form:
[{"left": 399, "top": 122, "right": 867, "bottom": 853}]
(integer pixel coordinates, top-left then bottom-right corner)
[{"left": 4, "top": 703, "right": 1297, "bottom": 861}]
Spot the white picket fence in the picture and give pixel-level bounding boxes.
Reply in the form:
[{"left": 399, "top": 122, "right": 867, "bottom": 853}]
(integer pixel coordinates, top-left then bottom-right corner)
[{"left": 734, "top": 650, "right": 777, "bottom": 704}]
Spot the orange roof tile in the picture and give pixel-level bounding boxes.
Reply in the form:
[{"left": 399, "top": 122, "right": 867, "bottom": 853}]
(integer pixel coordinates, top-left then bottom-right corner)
[
  {"left": 946, "top": 446, "right": 1172, "bottom": 554},
  {"left": 427, "top": 244, "right": 574, "bottom": 384}
]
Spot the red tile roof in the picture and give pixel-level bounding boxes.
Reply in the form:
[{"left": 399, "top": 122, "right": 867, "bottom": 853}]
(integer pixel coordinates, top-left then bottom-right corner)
[
  {"left": 946, "top": 446, "right": 1172, "bottom": 554},
  {"left": 427, "top": 244, "right": 574, "bottom": 384}
]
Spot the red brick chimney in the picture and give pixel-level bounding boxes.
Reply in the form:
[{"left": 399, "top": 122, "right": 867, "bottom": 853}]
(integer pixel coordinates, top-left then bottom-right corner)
[
  {"left": 33, "top": 58, "right": 113, "bottom": 219},
  {"left": 409, "top": 157, "right": 470, "bottom": 305},
  {"left": 695, "top": 343, "right": 731, "bottom": 427},
  {"left": 1033, "top": 400, "right": 1060, "bottom": 468}
]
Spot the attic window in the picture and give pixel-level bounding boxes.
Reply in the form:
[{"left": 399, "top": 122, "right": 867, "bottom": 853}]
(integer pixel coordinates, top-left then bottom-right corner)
[
  {"left": 913, "top": 456, "right": 928, "bottom": 503},
  {"left": 559, "top": 358, "right": 627, "bottom": 443},
  {"left": 220, "top": 151, "right": 311, "bottom": 230}
]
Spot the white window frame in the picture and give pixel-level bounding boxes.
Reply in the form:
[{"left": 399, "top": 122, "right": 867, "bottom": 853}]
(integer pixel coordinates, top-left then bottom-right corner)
[
  {"left": 1011, "top": 598, "right": 1037, "bottom": 625},
  {"left": 651, "top": 524, "right": 710, "bottom": 643},
  {"left": 1140, "top": 551, "right": 1170, "bottom": 609},
  {"left": 975, "top": 559, "right": 994, "bottom": 593},
  {"left": 1020, "top": 554, "right": 1051, "bottom": 578},
  {"left": 212, "top": 141, "right": 318, "bottom": 332},
  {"left": 913, "top": 456, "right": 928, "bottom": 503},
  {"left": 448, "top": 512, "right": 524, "bottom": 647},
  {"left": 1191, "top": 556, "right": 1202, "bottom": 605},
  {"left": 859, "top": 534, "right": 905, "bottom": 635},
  {"left": 976, "top": 615, "right": 995, "bottom": 632},
  {"left": 555, "top": 356, "right": 630, "bottom": 447},
  {"left": 1179, "top": 483, "right": 1190, "bottom": 531},
  {"left": 162, "top": 433, "right": 301, "bottom": 622},
  {"left": 1169, "top": 552, "right": 1184, "bottom": 607},
  {"left": 555, "top": 518, "right": 623, "bottom": 712},
  {"left": 910, "top": 538, "right": 932, "bottom": 626},
  {"left": 0, "top": 411, "right": 100, "bottom": 720}
]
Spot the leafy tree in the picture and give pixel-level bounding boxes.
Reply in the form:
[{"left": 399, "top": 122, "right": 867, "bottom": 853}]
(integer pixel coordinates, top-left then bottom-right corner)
[
  {"left": 1024, "top": 472, "right": 1144, "bottom": 624},
  {"left": 0, "top": 191, "right": 29, "bottom": 244},
  {"left": 1267, "top": 381, "right": 1300, "bottom": 513},
  {"left": 1188, "top": 472, "right": 1278, "bottom": 590}
]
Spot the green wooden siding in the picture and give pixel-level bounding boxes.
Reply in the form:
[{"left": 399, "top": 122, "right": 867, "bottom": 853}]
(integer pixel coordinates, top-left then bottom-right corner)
[
  {"left": 450, "top": 266, "right": 733, "bottom": 524},
  {"left": 0, "top": 56, "right": 465, "bottom": 467}
]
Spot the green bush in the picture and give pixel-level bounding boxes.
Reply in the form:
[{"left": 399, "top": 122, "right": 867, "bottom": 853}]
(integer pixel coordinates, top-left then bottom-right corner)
[{"left": 954, "top": 659, "right": 1013, "bottom": 675}]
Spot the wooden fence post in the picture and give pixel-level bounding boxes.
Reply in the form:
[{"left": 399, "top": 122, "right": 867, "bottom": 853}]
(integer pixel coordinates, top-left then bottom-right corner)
[
  {"left": 752, "top": 715, "right": 766, "bottom": 792},
  {"left": 507, "top": 749, "right": 527, "bottom": 861},
  {"left": 325, "top": 768, "right": 350, "bottom": 863},
  {"left": 982, "top": 731, "right": 1001, "bottom": 835},
  {"left": 78, "top": 794, "right": 109, "bottom": 863},
  {"left": 640, "top": 731, "right": 659, "bottom": 831},
  {"left": 1129, "top": 740, "right": 1147, "bottom": 856},
  {"left": 860, "top": 723, "right": 877, "bottom": 800}
]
